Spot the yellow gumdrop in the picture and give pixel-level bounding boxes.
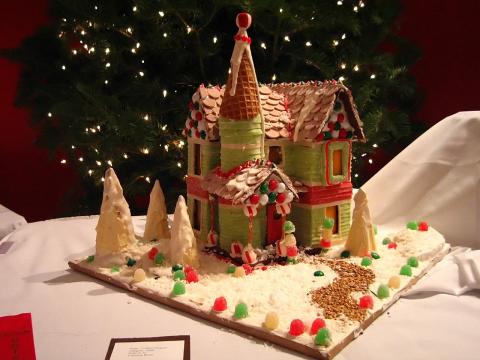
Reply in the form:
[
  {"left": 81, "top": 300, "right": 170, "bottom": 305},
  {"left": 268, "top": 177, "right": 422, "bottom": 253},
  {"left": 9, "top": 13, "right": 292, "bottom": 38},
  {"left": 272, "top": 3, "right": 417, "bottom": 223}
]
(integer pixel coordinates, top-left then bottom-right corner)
[
  {"left": 264, "top": 312, "right": 279, "bottom": 330},
  {"left": 388, "top": 275, "right": 401, "bottom": 289},
  {"left": 133, "top": 268, "right": 146, "bottom": 282},
  {"left": 233, "top": 266, "right": 246, "bottom": 278}
]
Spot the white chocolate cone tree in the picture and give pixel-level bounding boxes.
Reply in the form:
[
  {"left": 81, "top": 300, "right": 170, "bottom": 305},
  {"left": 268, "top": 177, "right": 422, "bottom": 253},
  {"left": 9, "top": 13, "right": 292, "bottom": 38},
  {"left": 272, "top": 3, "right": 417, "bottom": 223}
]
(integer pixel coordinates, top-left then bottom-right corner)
[
  {"left": 345, "top": 189, "right": 377, "bottom": 256},
  {"left": 170, "top": 196, "right": 200, "bottom": 268},
  {"left": 143, "top": 180, "right": 170, "bottom": 242},
  {"left": 95, "top": 168, "right": 136, "bottom": 255}
]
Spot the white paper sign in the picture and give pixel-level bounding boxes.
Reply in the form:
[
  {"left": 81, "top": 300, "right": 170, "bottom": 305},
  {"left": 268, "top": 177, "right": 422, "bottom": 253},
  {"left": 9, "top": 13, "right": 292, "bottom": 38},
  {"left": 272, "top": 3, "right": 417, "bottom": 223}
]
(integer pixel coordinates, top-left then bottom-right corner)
[{"left": 106, "top": 336, "right": 189, "bottom": 360}]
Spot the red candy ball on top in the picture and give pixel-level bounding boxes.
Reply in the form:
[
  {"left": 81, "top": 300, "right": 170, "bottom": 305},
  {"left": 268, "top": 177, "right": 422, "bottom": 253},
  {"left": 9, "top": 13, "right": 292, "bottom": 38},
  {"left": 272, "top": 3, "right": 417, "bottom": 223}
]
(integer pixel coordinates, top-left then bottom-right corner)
[
  {"left": 418, "top": 221, "right": 429, "bottom": 231},
  {"left": 289, "top": 319, "right": 305, "bottom": 336},
  {"left": 268, "top": 179, "right": 278, "bottom": 191},
  {"left": 236, "top": 13, "right": 252, "bottom": 29},
  {"left": 310, "top": 318, "right": 326, "bottom": 335},
  {"left": 276, "top": 192, "right": 286, "bottom": 204},
  {"left": 213, "top": 296, "right": 227, "bottom": 312},
  {"left": 249, "top": 194, "right": 260, "bottom": 205}
]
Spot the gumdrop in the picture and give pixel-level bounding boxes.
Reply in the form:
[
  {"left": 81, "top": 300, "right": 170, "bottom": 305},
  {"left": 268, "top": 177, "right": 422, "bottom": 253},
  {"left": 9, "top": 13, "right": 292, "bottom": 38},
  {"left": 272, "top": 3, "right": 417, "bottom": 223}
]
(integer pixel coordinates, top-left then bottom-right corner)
[
  {"left": 371, "top": 252, "right": 380, "bottom": 260},
  {"left": 289, "top": 319, "right": 305, "bottom": 336},
  {"left": 186, "top": 270, "right": 199, "bottom": 283},
  {"left": 173, "top": 270, "right": 186, "bottom": 281},
  {"left": 264, "top": 312, "right": 279, "bottom": 330},
  {"left": 286, "top": 246, "right": 298, "bottom": 257},
  {"left": 361, "top": 257, "right": 372, "bottom": 267},
  {"left": 310, "top": 318, "right": 326, "bottom": 335},
  {"left": 154, "top": 253, "right": 165, "bottom": 265},
  {"left": 213, "top": 296, "right": 227, "bottom": 312},
  {"left": 184, "top": 265, "right": 194, "bottom": 274},
  {"left": 126, "top": 258, "right": 136, "bottom": 267},
  {"left": 87, "top": 255, "right": 95, "bottom": 263},
  {"left": 315, "top": 328, "right": 331, "bottom": 346},
  {"left": 382, "top": 238, "right": 391, "bottom": 245},
  {"left": 341, "top": 250, "right": 350, "bottom": 258},
  {"left": 388, "top": 275, "right": 401, "bottom": 289},
  {"left": 320, "top": 239, "right": 332, "bottom": 248},
  {"left": 260, "top": 182, "right": 269, "bottom": 194},
  {"left": 407, "top": 257, "right": 419, "bottom": 268},
  {"left": 377, "top": 284, "right": 390, "bottom": 299},
  {"left": 268, "top": 179, "right": 278, "bottom": 191},
  {"left": 242, "top": 264, "right": 253, "bottom": 275},
  {"left": 388, "top": 242, "right": 398, "bottom": 249},
  {"left": 172, "top": 264, "right": 183, "bottom": 272},
  {"left": 234, "top": 266, "right": 246, "bottom": 278},
  {"left": 400, "top": 265, "right": 412, "bottom": 276},
  {"left": 148, "top": 247, "right": 158, "bottom": 260},
  {"left": 314, "top": 270, "right": 324, "bottom": 277},
  {"left": 418, "top": 221, "right": 429, "bottom": 231},
  {"left": 323, "top": 217, "right": 334, "bottom": 229},
  {"left": 111, "top": 265, "right": 120, "bottom": 273},
  {"left": 268, "top": 192, "right": 277, "bottom": 203},
  {"left": 227, "top": 264, "right": 236, "bottom": 274},
  {"left": 172, "top": 281, "right": 186, "bottom": 296},
  {"left": 359, "top": 295, "right": 374, "bottom": 309},
  {"left": 234, "top": 303, "right": 248, "bottom": 319},
  {"left": 407, "top": 221, "right": 418, "bottom": 230},
  {"left": 133, "top": 269, "right": 146, "bottom": 282}
]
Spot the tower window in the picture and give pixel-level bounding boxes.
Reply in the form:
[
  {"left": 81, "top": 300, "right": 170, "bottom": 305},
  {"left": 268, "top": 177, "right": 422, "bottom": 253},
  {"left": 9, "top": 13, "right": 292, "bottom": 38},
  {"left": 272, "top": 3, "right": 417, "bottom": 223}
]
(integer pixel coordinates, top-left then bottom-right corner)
[
  {"left": 332, "top": 149, "right": 343, "bottom": 176},
  {"left": 268, "top": 146, "right": 283, "bottom": 165},
  {"left": 193, "top": 199, "right": 201, "bottom": 231},
  {"left": 194, "top": 143, "right": 201, "bottom": 175},
  {"left": 325, "top": 205, "right": 339, "bottom": 234}
]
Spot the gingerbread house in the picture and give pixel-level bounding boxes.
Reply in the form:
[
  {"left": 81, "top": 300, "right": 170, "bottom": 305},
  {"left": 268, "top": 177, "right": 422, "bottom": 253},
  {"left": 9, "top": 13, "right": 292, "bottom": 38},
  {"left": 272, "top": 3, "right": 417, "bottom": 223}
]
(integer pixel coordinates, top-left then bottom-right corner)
[{"left": 183, "top": 13, "right": 365, "bottom": 260}]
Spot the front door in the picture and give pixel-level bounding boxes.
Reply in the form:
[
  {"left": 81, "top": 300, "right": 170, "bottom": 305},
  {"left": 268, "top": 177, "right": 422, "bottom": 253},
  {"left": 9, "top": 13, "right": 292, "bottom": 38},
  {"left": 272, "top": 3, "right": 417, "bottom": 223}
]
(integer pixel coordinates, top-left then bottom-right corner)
[{"left": 266, "top": 204, "right": 283, "bottom": 245}]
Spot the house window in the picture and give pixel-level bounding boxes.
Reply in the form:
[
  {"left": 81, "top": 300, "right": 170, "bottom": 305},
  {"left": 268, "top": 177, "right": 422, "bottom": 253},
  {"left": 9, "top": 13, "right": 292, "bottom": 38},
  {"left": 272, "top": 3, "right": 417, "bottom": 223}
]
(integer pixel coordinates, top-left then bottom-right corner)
[
  {"left": 332, "top": 149, "right": 343, "bottom": 176},
  {"left": 193, "top": 199, "right": 201, "bottom": 231},
  {"left": 268, "top": 146, "right": 283, "bottom": 165},
  {"left": 325, "top": 206, "right": 339, "bottom": 234},
  {"left": 194, "top": 143, "right": 201, "bottom": 175}
]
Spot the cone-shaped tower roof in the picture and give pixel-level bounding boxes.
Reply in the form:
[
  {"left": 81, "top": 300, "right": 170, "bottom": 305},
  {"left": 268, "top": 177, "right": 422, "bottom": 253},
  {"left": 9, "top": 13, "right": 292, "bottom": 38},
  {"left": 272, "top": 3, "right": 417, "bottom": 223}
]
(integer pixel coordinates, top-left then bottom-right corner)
[{"left": 219, "top": 13, "right": 261, "bottom": 121}]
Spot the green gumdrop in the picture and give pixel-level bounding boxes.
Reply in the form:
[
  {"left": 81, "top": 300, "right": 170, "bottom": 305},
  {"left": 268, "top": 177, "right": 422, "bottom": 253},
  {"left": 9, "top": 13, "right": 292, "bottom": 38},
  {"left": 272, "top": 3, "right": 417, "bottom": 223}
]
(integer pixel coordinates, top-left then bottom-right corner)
[
  {"left": 324, "top": 131, "right": 332, "bottom": 140},
  {"left": 373, "top": 224, "right": 378, "bottom": 235},
  {"left": 154, "top": 253, "right": 165, "bottom": 265},
  {"left": 346, "top": 131, "right": 353, "bottom": 139},
  {"left": 407, "top": 221, "right": 418, "bottom": 230},
  {"left": 314, "top": 270, "right": 324, "bottom": 277},
  {"left": 87, "top": 255, "right": 95, "bottom": 263},
  {"left": 172, "top": 281, "right": 186, "bottom": 296},
  {"left": 173, "top": 270, "right": 185, "bottom": 280},
  {"left": 361, "top": 257, "right": 372, "bottom": 266},
  {"left": 340, "top": 250, "right": 350, "bottom": 258},
  {"left": 126, "top": 258, "right": 136, "bottom": 267},
  {"left": 371, "top": 252, "right": 380, "bottom": 260},
  {"left": 400, "top": 265, "right": 412, "bottom": 276},
  {"left": 382, "top": 237, "right": 391, "bottom": 245},
  {"left": 378, "top": 284, "right": 390, "bottom": 299},
  {"left": 111, "top": 265, "right": 120, "bottom": 273},
  {"left": 334, "top": 122, "right": 341, "bottom": 131},
  {"left": 227, "top": 265, "right": 236, "bottom": 274},
  {"left": 172, "top": 264, "right": 183, "bottom": 272},
  {"left": 407, "top": 257, "right": 419, "bottom": 268},
  {"left": 268, "top": 192, "right": 277, "bottom": 203},
  {"left": 315, "top": 328, "right": 332, "bottom": 346},
  {"left": 323, "top": 217, "right": 334, "bottom": 229},
  {"left": 234, "top": 303, "right": 248, "bottom": 319},
  {"left": 260, "top": 182, "right": 269, "bottom": 194}
]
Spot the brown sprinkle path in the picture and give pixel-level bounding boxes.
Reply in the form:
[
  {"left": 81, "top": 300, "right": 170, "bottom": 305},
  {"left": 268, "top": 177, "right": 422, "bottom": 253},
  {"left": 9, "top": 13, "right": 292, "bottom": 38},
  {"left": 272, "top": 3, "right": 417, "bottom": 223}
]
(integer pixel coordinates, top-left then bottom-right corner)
[{"left": 309, "top": 258, "right": 375, "bottom": 322}]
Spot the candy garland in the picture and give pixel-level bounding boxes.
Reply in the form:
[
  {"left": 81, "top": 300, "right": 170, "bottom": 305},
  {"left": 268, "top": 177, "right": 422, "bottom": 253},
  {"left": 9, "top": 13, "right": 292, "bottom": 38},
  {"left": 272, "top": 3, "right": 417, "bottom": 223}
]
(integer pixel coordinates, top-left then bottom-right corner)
[
  {"left": 315, "top": 99, "right": 354, "bottom": 141},
  {"left": 183, "top": 86, "right": 208, "bottom": 139}
]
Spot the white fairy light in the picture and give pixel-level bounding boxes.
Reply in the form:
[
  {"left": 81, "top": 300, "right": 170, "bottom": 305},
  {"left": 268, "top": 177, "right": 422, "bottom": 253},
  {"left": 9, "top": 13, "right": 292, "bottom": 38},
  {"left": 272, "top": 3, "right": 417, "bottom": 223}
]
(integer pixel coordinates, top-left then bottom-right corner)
[
  {"left": 72, "top": 50, "right": 77, "bottom": 55},
  {"left": 61, "top": 65, "right": 66, "bottom": 70},
  {"left": 141, "top": 59, "right": 145, "bottom": 64},
  {"left": 340, "top": 63, "right": 346, "bottom": 69},
  {"left": 354, "top": 173, "right": 359, "bottom": 178},
  {"left": 260, "top": 42, "right": 266, "bottom": 49},
  {"left": 107, "top": 160, "right": 113, "bottom": 166},
  {"left": 88, "top": 22, "right": 93, "bottom": 27},
  {"left": 279, "top": 8, "right": 283, "bottom": 13},
  {"left": 361, "top": 153, "right": 367, "bottom": 157},
  {"left": 104, "top": 80, "right": 109, "bottom": 84},
  {"left": 305, "top": 41, "right": 312, "bottom": 47},
  {"left": 94, "top": 148, "right": 99, "bottom": 153},
  {"left": 228, "top": 68, "right": 231, "bottom": 74},
  {"left": 164, "top": 144, "right": 169, "bottom": 152},
  {"left": 127, "top": 27, "right": 133, "bottom": 34},
  {"left": 143, "top": 114, "right": 149, "bottom": 121},
  {"left": 360, "top": 1, "right": 365, "bottom": 8},
  {"left": 145, "top": 176, "right": 151, "bottom": 183},
  {"left": 368, "top": 158, "right": 373, "bottom": 164},
  {"left": 353, "top": 64, "right": 359, "bottom": 71},
  {"left": 161, "top": 124, "right": 167, "bottom": 131},
  {"left": 81, "top": 30, "right": 86, "bottom": 35},
  {"left": 139, "top": 71, "right": 144, "bottom": 77},
  {"left": 71, "top": 145, "right": 76, "bottom": 149},
  {"left": 178, "top": 140, "right": 185, "bottom": 148},
  {"left": 177, "top": 162, "right": 182, "bottom": 168},
  {"left": 105, "top": 48, "right": 110, "bottom": 54},
  {"left": 88, "top": 169, "right": 93, "bottom": 175},
  {"left": 337, "top": 1, "right": 343, "bottom": 5},
  {"left": 136, "top": 42, "right": 140, "bottom": 48},
  {"left": 123, "top": 153, "right": 128, "bottom": 159},
  {"left": 88, "top": 47, "right": 95, "bottom": 53},
  {"left": 341, "top": 33, "right": 347, "bottom": 40},
  {"left": 333, "top": 40, "right": 339, "bottom": 47},
  {"left": 372, "top": 143, "right": 378, "bottom": 148},
  {"left": 159, "top": 11, "right": 165, "bottom": 17},
  {"left": 213, "top": 36, "right": 217, "bottom": 44},
  {"left": 96, "top": 160, "right": 102, "bottom": 166},
  {"left": 186, "top": 26, "right": 192, "bottom": 34},
  {"left": 370, "top": 74, "right": 376, "bottom": 79},
  {"left": 94, "top": 5, "right": 98, "bottom": 10},
  {"left": 60, "top": 159, "right": 67, "bottom": 164},
  {"left": 284, "top": 35, "right": 290, "bottom": 42},
  {"left": 132, "top": 6, "right": 137, "bottom": 12},
  {"left": 48, "top": 112, "right": 52, "bottom": 117},
  {"left": 101, "top": 177, "right": 105, "bottom": 182},
  {"left": 105, "top": 62, "right": 110, "bottom": 68},
  {"left": 272, "top": 74, "right": 277, "bottom": 81},
  {"left": 141, "top": 148, "right": 150, "bottom": 154},
  {"left": 353, "top": 6, "right": 359, "bottom": 12},
  {"left": 339, "top": 76, "right": 345, "bottom": 82},
  {"left": 78, "top": 157, "right": 84, "bottom": 162},
  {"left": 163, "top": 32, "right": 168, "bottom": 38},
  {"left": 163, "top": 89, "right": 168, "bottom": 97},
  {"left": 131, "top": 48, "right": 136, "bottom": 53}
]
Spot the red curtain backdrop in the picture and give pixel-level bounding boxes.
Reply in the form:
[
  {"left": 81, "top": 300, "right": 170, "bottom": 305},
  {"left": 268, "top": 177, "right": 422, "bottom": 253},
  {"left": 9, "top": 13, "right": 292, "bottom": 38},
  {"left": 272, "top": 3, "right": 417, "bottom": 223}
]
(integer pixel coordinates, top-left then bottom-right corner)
[{"left": 1, "top": 1, "right": 479, "bottom": 222}]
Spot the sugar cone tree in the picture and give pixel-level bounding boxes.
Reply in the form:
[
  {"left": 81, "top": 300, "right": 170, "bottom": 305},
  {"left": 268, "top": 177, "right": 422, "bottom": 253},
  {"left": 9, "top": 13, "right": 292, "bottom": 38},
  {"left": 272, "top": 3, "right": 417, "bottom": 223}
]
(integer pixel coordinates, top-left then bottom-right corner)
[
  {"left": 170, "top": 195, "right": 200, "bottom": 268},
  {"left": 344, "top": 189, "right": 377, "bottom": 256},
  {"left": 96, "top": 168, "right": 136, "bottom": 255},
  {"left": 143, "top": 180, "right": 170, "bottom": 242}
]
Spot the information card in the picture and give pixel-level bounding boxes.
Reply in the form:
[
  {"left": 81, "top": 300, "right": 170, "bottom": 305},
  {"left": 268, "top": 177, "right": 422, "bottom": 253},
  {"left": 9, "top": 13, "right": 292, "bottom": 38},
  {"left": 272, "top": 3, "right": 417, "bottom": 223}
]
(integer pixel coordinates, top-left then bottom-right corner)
[{"left": 105, "top": 336, "right": 190, "bottom": 360}]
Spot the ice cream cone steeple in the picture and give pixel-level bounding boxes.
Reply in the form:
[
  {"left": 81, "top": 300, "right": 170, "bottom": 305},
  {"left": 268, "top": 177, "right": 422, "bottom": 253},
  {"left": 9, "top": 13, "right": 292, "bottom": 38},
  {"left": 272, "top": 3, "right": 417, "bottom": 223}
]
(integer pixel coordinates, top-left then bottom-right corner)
[{"left": 219, "top": 13, "right": 265, "bottom": 171}]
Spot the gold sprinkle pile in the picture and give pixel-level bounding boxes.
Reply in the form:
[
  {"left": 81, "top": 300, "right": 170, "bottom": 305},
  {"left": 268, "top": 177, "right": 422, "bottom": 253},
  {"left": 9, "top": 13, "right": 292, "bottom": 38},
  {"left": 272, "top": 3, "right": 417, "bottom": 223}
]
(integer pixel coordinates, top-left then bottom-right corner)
[{"left": 309, "top": 258, "right": 375, "bottom": 322}]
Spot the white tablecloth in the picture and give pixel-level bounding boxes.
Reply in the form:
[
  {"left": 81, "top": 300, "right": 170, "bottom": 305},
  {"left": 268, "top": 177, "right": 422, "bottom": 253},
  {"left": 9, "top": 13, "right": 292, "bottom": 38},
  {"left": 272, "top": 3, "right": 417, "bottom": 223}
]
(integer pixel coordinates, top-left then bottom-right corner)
[
  {"left": 1, "top": 216, "right": 479, "bottom": 360},
  {"left": 0, "top": 203, "right": 27, "bottom": 239}
]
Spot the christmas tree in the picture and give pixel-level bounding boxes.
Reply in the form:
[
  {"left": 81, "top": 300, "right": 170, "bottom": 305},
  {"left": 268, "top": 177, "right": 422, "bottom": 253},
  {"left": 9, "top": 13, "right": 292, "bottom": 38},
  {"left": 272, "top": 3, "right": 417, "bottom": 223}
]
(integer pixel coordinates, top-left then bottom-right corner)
[{"left": 3, "top": 0, "right": 421, "bottom": 214}]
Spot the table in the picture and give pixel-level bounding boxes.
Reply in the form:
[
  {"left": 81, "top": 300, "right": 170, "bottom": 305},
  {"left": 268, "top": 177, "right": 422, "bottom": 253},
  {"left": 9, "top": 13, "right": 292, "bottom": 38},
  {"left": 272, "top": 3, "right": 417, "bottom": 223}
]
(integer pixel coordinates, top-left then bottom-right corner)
[{"left": 1, "top": 216, "right": 479, "bottom": 360}]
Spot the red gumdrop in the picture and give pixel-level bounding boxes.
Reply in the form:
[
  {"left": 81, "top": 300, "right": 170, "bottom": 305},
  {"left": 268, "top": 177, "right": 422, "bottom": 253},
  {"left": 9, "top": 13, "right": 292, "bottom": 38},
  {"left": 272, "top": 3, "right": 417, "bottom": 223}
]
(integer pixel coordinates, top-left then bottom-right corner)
[
  {"left": 276, "top": 192, "right": 286, "bottom": 204},
  {"left": 359, "top": 295, "right": 374, "bottom": 309},
  {"left": 148, "top": 247, "right": 158, "bottom": 260},
  {"left": 186, "top": 270, "right": 199, "bottom": 283},
  {"left": 195, "top": 111, "right": 203, "bottom": 121},
  {"left": 243, "top": 264, "right": 253, "bottom": 275},
  {"left": 339, "top": 129, "right": 347, "bottom": 139},
  {"left": 184, "top": 265, "right": 194, "bottom": 274},
  {"left": 337, "top": 113, "right": 345, "bottom": 122},
  {"left": 195, "top": 130, "right": 200, "bottom": 138},
  {"left": 418, "top": 221, "right": 429, "bottom": 231},
  {"left": 310, "top": 318, "right": 326, "bottom": 335},
  {"left": 188, "top": 119, "right": 195, "bottom": 128},
  {"left": 250, "top": 194, "right": 260, "bottom": 205},
  {"left": 388, "top": 242, "right": 397, "bottom": 249},
  {"left": 287, "top": 246, "right": 298, "bottom": 257},
  {"left": 261, "top": 266, "right": 268, "bottom": 271},
  {"left": 320, "top": 239, "right": 332, "bottom": 248},
  {"left": 268, "top": 179, "right": 278, "bottom": 191},
  {"left": 328, "top": 122, "right": 335, "bottom": 131},
  {"left": 213, "top": 296, "right": 227, "bottom": 312},
  {"left": 316, "top": 132, "right": 325, "bottom": 141},
  {"left": 188, "top": 101, "right": 194, "bottom": 110},
  {"left": 289, "top": 319, "right": 305, "bottom": 336}
]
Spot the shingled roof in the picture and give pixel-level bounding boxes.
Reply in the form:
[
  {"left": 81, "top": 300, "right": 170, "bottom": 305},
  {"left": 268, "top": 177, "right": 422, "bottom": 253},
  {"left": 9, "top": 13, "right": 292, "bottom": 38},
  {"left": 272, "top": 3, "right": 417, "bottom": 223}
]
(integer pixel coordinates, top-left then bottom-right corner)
[
  {"left": 184, "top": 81, "right": 365, "bottom": 142},
  {"left": 202, "top": 161, "right": 298, "bottom": 204}
]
